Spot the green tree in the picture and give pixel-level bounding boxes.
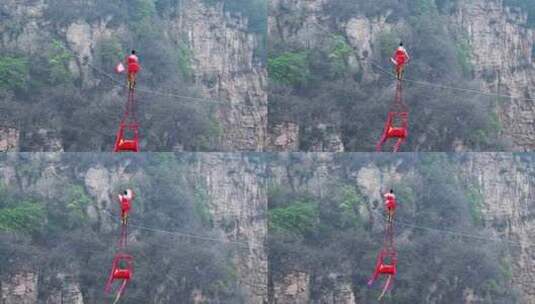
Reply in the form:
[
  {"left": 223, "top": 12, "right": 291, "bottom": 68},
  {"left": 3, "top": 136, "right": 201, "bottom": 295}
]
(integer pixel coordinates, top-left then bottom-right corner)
[
  {"left": 64, "top": 185, "right": 91, "bottom": 228},
  {"left": 327, "top": 35, "right": 353, "bottom": 79},
  {"left": 0, "top": 201, "right": 44, "bottom": 233},
  {"left": 0, "top": 56, "right": 28, "bottom": 91},
  {"left": 47, "top": 40, "right": 73, "bottom": 85},
  {"left": 268, "top": 51, "right": 310, "bottom": 86},
  {"left": 269, "top": 200, "right": 318, "bottom": 236},
  {"left": 330, "top": 185, "right": 364, "bottom": 229}
]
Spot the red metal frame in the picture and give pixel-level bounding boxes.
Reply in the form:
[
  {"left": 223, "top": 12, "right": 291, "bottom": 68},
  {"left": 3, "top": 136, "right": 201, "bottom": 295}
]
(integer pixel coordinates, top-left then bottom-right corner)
[
  {"left": 368, "top": 223, "right": 397, "bottom": 294},
  {"left": 376, "top": 82, "right": 409, "bottom": 152},
  {"left": 114, "top": 123, "right": 140, "bottom": 152},
  {"left": 118, "top": 223, "right": 128, "bottom": 249},
  {"left": 105, "top": 253, "right": 134, "bottom": 297},
  {"left": 114, "top": 87, "right": 140, "bottom": 152}
]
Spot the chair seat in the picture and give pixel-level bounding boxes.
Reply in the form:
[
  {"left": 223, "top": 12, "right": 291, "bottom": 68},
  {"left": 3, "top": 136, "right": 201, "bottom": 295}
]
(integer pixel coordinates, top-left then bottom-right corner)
[
  {"left": 117, "top": 139, "right": 138, "bottom": 152},
  {"left": 387, "top": 127, "right": 408, "bottom": 139},
  {"left": 378, "top": 264, "right": 396, "bottom": 275},
  {"left": 113, "top": 269, "right": 132, "bottom": 280}
]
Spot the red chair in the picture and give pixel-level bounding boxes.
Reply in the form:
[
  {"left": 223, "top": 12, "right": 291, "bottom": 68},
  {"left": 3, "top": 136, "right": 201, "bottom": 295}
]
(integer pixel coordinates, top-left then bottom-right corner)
[
  {"left": 368, "top": 252, "right": 397, "bottom": 300},
  {"left": 368, "top": 249, "right": 397, "bottom": 287},
  {"left": 114, "top": 123, "right": 139, "bottom": 152},
  {"left": 378, "top": 260, "right": 397, "bottom": 275},
  {"left": 105, "top": 253, "right": 134, "bottom": 296},
  {"left": 386, "top": 120, "right": 408, "bottom": 139},
  {"left": 376, "top": 112, "right": 408, "bottom": 152}
]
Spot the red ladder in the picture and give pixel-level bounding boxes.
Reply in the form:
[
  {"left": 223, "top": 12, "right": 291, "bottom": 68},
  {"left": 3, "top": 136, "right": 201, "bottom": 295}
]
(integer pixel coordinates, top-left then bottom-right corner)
[
  {"left": 376, "top": 81, "right": 409, "bottom": 152},
  {"left": 368, "top": 222, "right": 397, "bottom": 300},
  {"left": 114, "top": 87, "right": 140, "bottom": 152}
]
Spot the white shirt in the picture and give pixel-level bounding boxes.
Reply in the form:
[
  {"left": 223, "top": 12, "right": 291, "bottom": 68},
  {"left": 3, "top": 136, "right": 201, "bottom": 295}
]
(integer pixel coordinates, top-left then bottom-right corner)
[
  {"left": 119, "top": 189, "right": 134, "bottom": 201},
  {"left": 127, "top": 55, "right": 139, "bottom": 63},
  {"left": 384, "top": 193, "right": 396, "bottom": 200}
]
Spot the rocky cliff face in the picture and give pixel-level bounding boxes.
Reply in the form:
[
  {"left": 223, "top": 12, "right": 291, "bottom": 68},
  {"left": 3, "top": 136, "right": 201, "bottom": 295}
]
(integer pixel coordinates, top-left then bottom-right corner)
[
  {"left": 0, "top": 127, "right": 19, "bottom": 152},
  {"left": 0, "top": 154, "right": 268, "bottom": 303},
  {"left": 194, "top": 154, "right": 268, "bottom": 304},
  {"left": 268, "top": 0, "right": 348, "bottom": 151},
  {"left": 170, "top": 1, "right": 267, "bottom": 151},
  {"left": 268, "top": 154, "right": 361, "bottom": 303},
  {"left": 459, "top": 153, "right": 535, "bottom": 302},
  {"left": 451, "top": 0, "right": 535, "bottom": 150},
  {"left": 0, "top": 271, "right": 84, "bottom": 304},
  {"left": 268, "top": 122, "right": 299, "bottom": 151},
  {"left": 0, "top": 272, "right": 38, "bottom": 304},
  {"left": 0, "top": 0, "right": 267, "bottom": 151}
]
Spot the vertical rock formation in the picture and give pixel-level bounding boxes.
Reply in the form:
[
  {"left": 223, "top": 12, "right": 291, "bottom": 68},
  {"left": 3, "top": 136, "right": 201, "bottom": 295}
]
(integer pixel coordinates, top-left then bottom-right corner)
[
  {"left": 0, "top": 127, "right": 20, "bottom": 152},
  {"left": 173, "top": 1, "right": 267, "bottom": 151},
  {"left": 268, "top": 122, "right": 299, "bottom": 151},
  {"left": 451, "top": 0, "right": 535, "bottom": 150},
  {"left": 307, "top": 125, "right": 345, "bottom": 152},
  {"left": 42, "top": 274, "right": 84, "bottom": 304},
  {"left": 460, "top": 153, "right": 535, "bottom": 302},
  {"left": 315, "top": 275, "right": 356, "bottom": 304},
  {"left": 194, "top": 154, "right": 268, "bottom": 303},
  {"left": 0, "top": 272, "right": 38, "bottom": 304},
  {"left": 21, "top": 129, "right": 64, "bottom": 152},
  {"left": 269, "top": 0, "right": 328, "bottom": 48},
  {"left": 272, "top": 271, "right": 310, "bottom": 304}
]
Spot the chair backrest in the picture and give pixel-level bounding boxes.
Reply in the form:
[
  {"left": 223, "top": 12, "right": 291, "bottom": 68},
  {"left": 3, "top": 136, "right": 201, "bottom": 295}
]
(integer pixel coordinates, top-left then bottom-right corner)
[{"left": 386, "top": 112, "right": 408, "bottom": 139}]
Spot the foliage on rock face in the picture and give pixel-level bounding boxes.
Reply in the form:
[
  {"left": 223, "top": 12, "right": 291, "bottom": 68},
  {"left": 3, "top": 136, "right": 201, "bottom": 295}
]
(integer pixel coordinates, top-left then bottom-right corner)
[
  {"left": 325, "top": 35, "right": 353, "bottom": 79},
  {"left": 268, "top": 51, "right": 311, "bottom": 87},
  {"left": 0, "top": 201, "right": 44, "bottom": 233},
  {"left": 465, "top": 184, "right": 485, "bottom": 225},
  {"left": 268, "top": 0, "right": 509, "bottom": 151},
  {"left": 268, "top": 154, "right": 519, "bottom": 302},
  {"left": 269, "top": 200, "right": 319, "bottom": 236},
  {"left": 0, "top": 56, "right": 29, "bottom": 92},
  {"left": 47, "top": 41, "right": 74, "bottom": 86},
  {"left": 455, "top": 36, "right": 473, "bottom": 76},
  {"left": 0, "top": 154, "right": 246, "bottom": 302},
  {"left": 177, "top": 40, "right": 194, "bottom": 79}
]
